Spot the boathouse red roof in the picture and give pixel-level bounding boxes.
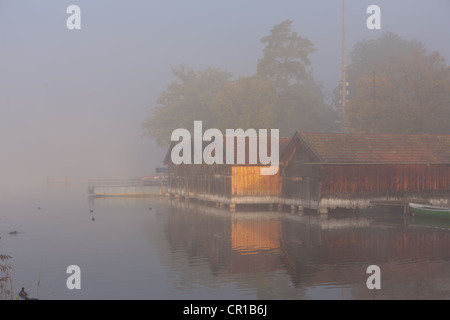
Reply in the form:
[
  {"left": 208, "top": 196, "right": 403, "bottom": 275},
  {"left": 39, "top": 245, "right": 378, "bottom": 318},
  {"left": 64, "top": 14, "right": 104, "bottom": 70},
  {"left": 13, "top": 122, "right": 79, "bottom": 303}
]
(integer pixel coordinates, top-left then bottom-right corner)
[{"left": 296, "top": 132, "right": 450, "bottom": 164}]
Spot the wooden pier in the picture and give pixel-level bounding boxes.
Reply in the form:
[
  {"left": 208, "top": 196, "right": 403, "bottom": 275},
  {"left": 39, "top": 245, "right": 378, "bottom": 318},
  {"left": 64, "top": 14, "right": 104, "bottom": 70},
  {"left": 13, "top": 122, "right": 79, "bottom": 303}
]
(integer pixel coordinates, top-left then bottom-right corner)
[
  {"left": 46, "top": 176, "right": 89, "bottom": 184},
  {"left": 88, "top": 179, "right": 166, "bottom": 197}
]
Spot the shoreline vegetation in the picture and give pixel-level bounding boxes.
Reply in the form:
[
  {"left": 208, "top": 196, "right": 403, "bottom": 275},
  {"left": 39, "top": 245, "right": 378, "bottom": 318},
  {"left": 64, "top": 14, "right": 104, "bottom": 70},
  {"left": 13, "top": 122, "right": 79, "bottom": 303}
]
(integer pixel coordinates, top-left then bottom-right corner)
[
  {"left": 0, "top": 247, "right": 39, "bottom": 300},
  {"left": 0, "top": 251, "right": 14, "bottom": 300}
]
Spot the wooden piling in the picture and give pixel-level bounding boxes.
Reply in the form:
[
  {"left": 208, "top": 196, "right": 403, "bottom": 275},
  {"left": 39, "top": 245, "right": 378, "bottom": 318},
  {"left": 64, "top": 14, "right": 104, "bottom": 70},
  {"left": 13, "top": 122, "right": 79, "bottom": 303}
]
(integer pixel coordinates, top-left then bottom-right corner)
[{"left": 298, "top": 205, "right": 305, "bottom": 216}]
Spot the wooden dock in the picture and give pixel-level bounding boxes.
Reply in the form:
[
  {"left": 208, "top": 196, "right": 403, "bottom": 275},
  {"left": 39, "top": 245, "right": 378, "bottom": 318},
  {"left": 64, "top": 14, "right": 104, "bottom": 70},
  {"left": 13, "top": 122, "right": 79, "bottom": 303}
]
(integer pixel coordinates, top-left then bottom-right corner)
[
  {"left": 47, "top": 176, "right": 89, "bottom": 184},
  {"left": 88, "top": 179, "right": 166, "bottom": 197}
]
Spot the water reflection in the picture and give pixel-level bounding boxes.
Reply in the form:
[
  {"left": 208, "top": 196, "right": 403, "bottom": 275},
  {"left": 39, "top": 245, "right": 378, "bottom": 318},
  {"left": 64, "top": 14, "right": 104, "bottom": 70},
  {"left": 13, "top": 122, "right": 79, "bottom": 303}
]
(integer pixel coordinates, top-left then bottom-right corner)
[
  {"left": 3, "top": 184, "right": 450, "bottom": 299},
  {"left": 162, "top": 199, "right": 450, "bottom": 299}
]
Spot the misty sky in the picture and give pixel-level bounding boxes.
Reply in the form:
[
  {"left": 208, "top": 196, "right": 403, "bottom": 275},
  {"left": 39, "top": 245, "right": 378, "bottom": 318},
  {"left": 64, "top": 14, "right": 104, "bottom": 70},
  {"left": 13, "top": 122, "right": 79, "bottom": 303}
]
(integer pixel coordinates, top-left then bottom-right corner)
[{"left": 1, "top": 0, "right": 449, "bottom": 186}]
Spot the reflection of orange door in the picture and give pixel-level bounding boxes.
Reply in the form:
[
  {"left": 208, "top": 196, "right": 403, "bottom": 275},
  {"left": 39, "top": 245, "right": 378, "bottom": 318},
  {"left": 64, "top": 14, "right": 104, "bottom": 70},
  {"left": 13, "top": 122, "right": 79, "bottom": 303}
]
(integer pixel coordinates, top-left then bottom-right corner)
[
  {"left": 231, "top": 166, "right": 281, "bottom": 197},
  {"left": 231, "top": 219, "right": 281, "bottom": 254}
]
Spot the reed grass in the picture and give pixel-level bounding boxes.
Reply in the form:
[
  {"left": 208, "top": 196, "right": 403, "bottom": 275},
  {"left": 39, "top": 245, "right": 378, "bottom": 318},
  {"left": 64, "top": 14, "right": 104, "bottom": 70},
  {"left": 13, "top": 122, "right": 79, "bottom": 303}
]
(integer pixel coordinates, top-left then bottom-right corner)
[
  {"left": 1, "top": 239, "right": 41, "bottom": 300},
  {"left": 0, "top": 253, "right": 14, "bottom": 299}
]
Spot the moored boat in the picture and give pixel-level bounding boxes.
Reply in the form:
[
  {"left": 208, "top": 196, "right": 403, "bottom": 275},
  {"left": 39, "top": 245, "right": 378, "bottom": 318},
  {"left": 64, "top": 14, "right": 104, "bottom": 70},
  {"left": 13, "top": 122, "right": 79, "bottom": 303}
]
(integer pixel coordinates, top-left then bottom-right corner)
[{"left": 409, "top": 203, "right": 450, "bottom": 218}]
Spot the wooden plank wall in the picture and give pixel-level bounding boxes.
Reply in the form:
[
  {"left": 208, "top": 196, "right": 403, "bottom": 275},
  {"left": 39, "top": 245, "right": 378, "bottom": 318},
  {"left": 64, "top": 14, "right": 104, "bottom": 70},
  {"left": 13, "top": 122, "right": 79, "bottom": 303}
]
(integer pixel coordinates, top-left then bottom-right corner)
[
  {"left": 231, "top": 166, "right": 281, "bottom": 197},
  {"left": 321, "top": 164, "right": 450, "bottom": 196},
  {"left": 168, "top": 163, "right": 232, "bottom": 198},
  {"left": 169, "top": 164, "right": 282, "bottom": 199}
]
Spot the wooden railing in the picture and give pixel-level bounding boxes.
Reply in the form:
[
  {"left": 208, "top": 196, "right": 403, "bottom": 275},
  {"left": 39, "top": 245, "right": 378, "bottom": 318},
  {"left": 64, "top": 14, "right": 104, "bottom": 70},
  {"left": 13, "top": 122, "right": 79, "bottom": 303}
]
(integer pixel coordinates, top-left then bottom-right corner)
[{"left": 88, "top": 178, "right": 166, "bottom": 187}]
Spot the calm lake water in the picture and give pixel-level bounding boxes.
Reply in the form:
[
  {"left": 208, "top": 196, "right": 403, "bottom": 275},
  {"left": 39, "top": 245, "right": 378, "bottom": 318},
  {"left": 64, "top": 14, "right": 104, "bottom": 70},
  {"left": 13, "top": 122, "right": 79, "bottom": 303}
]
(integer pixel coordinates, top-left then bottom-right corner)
[{"left": 2, "top": 182, "right": 450, "bottom": 300}]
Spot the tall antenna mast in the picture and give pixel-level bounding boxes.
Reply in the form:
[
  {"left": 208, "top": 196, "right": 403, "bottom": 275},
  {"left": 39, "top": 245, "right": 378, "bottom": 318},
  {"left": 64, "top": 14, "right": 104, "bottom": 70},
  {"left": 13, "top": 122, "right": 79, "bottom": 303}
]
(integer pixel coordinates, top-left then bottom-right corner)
[{"left": 341, "top": 0, "right": 347, "bottom": 132}]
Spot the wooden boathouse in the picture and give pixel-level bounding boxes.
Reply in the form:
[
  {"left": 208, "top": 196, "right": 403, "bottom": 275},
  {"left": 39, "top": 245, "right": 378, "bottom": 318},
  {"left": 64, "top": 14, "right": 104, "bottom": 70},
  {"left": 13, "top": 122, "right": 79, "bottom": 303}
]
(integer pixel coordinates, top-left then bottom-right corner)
[
  {"left": 164, "top": 137, "right": 291, "bottom": 210},
  {"left": 283, "top": 132, "right": 450, "bottom": 212},
  {"left": 165, "top": 132, "right": 450, "bottom": 213}
]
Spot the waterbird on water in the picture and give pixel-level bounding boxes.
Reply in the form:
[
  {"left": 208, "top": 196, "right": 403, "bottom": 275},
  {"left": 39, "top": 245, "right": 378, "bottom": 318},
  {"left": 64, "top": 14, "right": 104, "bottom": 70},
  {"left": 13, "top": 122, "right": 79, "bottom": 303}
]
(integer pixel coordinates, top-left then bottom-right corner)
[
  {"left": 90, "top": 209, "right": 94, "bottom": 213},
  {"left": 19, "top": 288, "right": 29, "bottom": 300}
]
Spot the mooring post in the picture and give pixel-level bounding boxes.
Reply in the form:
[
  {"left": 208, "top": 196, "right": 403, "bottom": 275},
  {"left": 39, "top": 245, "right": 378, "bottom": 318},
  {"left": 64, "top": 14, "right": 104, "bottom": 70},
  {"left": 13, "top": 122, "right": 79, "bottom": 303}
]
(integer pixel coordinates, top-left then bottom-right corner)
[
  {"left": 298, "top": 206, "right": 305, "bottom": 216},
  {"left": 318, "top": 206, "right": 328, "bottom": 218},
  {"left": 403, "top": 201, "right": 410, "bottom": 225}
]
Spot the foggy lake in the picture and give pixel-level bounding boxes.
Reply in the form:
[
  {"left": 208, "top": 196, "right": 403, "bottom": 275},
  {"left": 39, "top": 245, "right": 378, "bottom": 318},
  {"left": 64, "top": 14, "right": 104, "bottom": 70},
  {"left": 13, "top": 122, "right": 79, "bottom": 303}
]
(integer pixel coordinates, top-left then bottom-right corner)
[
  {"left": 2, "top": 181, "right": 450, "bottom": 300},
  {"left": 2, "top": 1, "right": 450, "bottom": 304}
]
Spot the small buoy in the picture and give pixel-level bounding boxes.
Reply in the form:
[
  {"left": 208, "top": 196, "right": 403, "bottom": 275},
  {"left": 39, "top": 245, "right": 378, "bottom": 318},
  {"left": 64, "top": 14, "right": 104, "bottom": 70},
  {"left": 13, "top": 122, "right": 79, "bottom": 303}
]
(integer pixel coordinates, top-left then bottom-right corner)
[
  {"left": 90, "top": 209, "right": 94, "bottom": 213},
  {"left": 92, "top": 217, "right": 95, "bottom": 221},
  {"left": 37, "top": 207, "right": 42, "bottom": 210},
  {"left": 149, "top": 207, "right": 152, "bottom": 210}
]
